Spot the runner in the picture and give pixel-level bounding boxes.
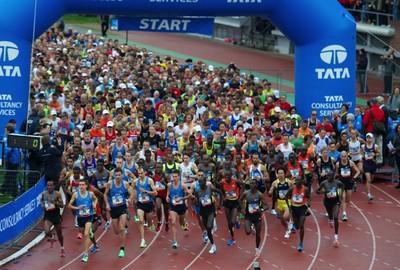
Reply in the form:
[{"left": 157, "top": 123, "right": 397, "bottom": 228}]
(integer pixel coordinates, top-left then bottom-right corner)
[
  {"left": 361, "top": 133, "right": 380, "bottom": 201},
  {"left": 335, "top": 150, "right": 361, "bottom": 221},
  {"left": 166, "top": 170, "right": 193, "bottom": 249},
  {"left": 285, "top": 176, "right": 310, "bottom": 252},
  {"left": 239, "top": 179, "right": 267, "bottom": 258},
  {"left": 104, "top": 167, "right": 134, "bottom": 258},
  {"left": 153, "top": 163, "right": 170, "bottom": 232},
  {"left": 92, "top": 158, "right": 111, "bottom": 229},
  {"left": 316, "top": 171, "right": 345, "bottom": 247},
  {"left": 68, "top": 179, "right": 98, "bottom": 263},
  {"left": 132, "top": 167, "right": 158, "bottom": 248},
  {"left": 194, "top": 177, "right": 223, "bottom": 254},
  {"left": 40, "top": 180, "right": 65, "bottom": 257},
  {"left": 268, "top": 167, "right": 293, "bottom": 239},
  {"left": 218, "top": 170, "right": 243, "bottom": 246}
]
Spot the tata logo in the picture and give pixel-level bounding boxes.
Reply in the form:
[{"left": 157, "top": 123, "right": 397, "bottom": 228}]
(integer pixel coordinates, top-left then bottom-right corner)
[
  {"left": 0, "top": 41, "right": 21, "bottom": 77},
  {"left": 315, "top": 44, "right": 350, "bottom": 80}
]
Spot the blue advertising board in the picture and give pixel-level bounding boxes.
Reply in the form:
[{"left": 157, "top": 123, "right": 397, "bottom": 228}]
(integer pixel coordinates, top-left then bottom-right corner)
[{"left": 0, "top": 178, "right": 46, "bottom": 245}]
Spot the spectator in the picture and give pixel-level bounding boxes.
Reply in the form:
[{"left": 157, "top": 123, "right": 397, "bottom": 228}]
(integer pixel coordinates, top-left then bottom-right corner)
[
  {"left": 387, "top": 86, "right": 400, "bottom": 113},
  {"left": 356, "top": 49, "right": 369, "bottom": 93},
  {"left": 381, "top": 48, "right": 396, "bottom": 96},
  {"left": 38, "top": 135, "right": 63, "bottom": 188},
  {"left": 100, "top": 15, "right": 110, "bottom": 37}
]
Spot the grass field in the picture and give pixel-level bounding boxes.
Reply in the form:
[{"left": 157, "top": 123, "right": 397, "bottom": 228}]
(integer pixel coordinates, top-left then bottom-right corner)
[{"left": 63, "top": 14, "right": 99, "bottom": 24}]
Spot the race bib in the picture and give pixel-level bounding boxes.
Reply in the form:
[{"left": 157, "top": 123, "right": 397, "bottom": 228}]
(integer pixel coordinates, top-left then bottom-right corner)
[
  {"left": 340, "top": 167, "right": 351, "bottom": 177},
  {"left": 79, "top": 206, "right": 90, "bottom": 217},
  {"left": 200, "top": 194, "right": 212, "bottom": 207},
  {"left": 45, "top": 201, "right": 56, "bottom": 211},
  {"left": 139, "top": 193, "right": 150, "bottom": 203},
  {"left": 327, "top": 188, "right": 337, "bottom": 199},
  {"left": 292, "top": 193, "right": 304, "bottom": 204},
  {"left": 290, "top": 169, "right": 300, "bottom": 177},
  {"left": 278, "top": 189, "right": 288, "bottom": 200},
  {"left": 300, "top": 160, "right": 308, "bottom": 169},
  {"left": 112, "top": 194, "right": 124, "bottom": 206},
  {"left": 225, "top": 190, "right": 237, "bottom": 200},
  {"left": 155, "top": 181, "right": 165, "bottom": 191},
  {"left": 248, "top": 203, "right": 259, "bottom": 214},
  {"left": 172, "top": 196, "right": 183, "bottom": 206},
  {"left": 97, "top": 180, "right": 107, "bottom": 189}
]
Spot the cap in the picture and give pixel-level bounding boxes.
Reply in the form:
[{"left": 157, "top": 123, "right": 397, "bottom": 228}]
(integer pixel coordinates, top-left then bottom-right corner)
[
  {"left": 143, "top": 118, "right": 149, "bottom": 124},
  {"left": 274, "top": 107, "right": 282, "bottom": 113},
  {"left": 370, "top": 98, "right": 378, "bottom": 104},
  {"left": 214, "top": 110, "right": 220, "bottom": 114},
  {"left": 102, "top": 109, "right": 109, "bottom": 115},
  {"left": 50, "top": 109, "right": 57, "bottom": 116},
  {"left": 124, "top": 100, "right": 131, "bottom": 105},
  {"left": 194, "top": 125, "right": 201, "bottom": 132},
  {"left": 107, "top": 121, "right": 114, "bottom": 127},
  {"left": 366, "top": 133, "right": 374, "bottom": 138},
  {"left": 71, "top": 111, "right": 78, "bottom": 116},
  {"left": 167, "top": 122, "right": 174, "bottom": 128},
  {"left": 208, "top": 65, "right": 214, "bottom": 72},
  {"left": 115, "top": 100, "right": 122, "bottom": 108}
]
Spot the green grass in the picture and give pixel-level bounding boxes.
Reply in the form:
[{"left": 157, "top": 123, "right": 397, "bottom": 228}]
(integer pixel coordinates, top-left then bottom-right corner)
[{"left": 63, "top": 14, "right": 99, "bottom": 24}]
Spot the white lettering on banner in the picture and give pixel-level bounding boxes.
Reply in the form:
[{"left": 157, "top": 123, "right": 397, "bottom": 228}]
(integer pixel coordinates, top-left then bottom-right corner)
[
  {"left": 139, "top": 19, "right": 191, "bottom": 31},
  {"left": 0, "top": 196, "right": 41, "bottom": 232},
  {"left": 227, "top": 0, "right": 262, "bottom": 3},
  {"left": 0, "top": 94, "right": 22, "bottom": 116},
  {"left": 0, "top": 41, "right": 22, "bottom": 77},
  {"left": 315, "top": 68, "right": 350, "bottom": 79},
  {"left": 311, "top": 95, "right": 352, "bottom": 117},
  {"left": 149, "top": 0, "right": 198, "bottom": 2}
]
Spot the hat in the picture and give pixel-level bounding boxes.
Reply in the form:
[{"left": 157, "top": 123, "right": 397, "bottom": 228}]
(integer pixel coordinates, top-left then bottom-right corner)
[
  {"left": 194, "top": 125, "right": 201, "bottom": 132},
  {"left": 366, "top": 133, "right": 374, "bottom": 138},
  {"left": 50, "top": 109, "right": 57, "bottom": 116},
  {"left": 107, "top": 121, "right": 114, "bottom": 127},
  {"left": 124, "top": 100, "right": 131, "bottom": 105},
  {"left": 8, "top": 119, "right": 16, "bottom": 124},
  {"left": 274, "top": 107, "right": 282, "bottom": 113},
  {"left": 143, "top": 118, "right": 149, "bottom": 124},
  {"left": 82, "top": 72, "right": 87, "bottom": 77},
  {"left": 214, "top": 110, "right": 220, "bottom": 114},
  {"left": 102, "top": 109, "right": 110, "bottom": 115},
  {"left": 208, "top": 65, "right": 214, "bottom": 72},
  {"left": 167, "top": 122, "right": 174, "bottom": 128},
  {"left": 274, "top": 90, "right": 280, "bottom": 99},
  {"left": 98, "top": 77, "right": 104, "bottom": 83},
  {"left": 115, "top": 100, "right": 122, "bottom": 108},
  {"left": 370, "top": 98, "right": 378, "bottom": 104}
]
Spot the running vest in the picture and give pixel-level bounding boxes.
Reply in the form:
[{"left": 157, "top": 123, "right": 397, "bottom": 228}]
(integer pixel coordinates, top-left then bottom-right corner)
[
  {"left": 338, "top": 160, "right": 352, "bottom": 180},
  {"left": 291, "top": 185, "right": 307, "bottom": 207},
  {"left": 135, "top": 177, "right": 152, "bottom": 204},
  {"left": 221, "top": 179, "right": 239, "bottom": 200},
  {"left": 276, "top": 179, "right": 290, "bottom": 200},
  {"left": 180, "top": 162, "right": 196, "bottom": 187},
  {"left": 169, "top": 181, "right": 186, "bottom": 206},
  {"left": 246, "top": 191, "right": 262, "bottom": 214},
  {"left": 153, "top": 173, "right": 167, "bottom": 198},
  {"left": 324, "top": 180, "right": 340, "bottom": 202},
  {"left": 43, "top": 191, "right": 58, "bottom": 212},
  {"left": 76, "top": 191, "right": 94, "bottom": 217},
  {"left": 111, "top": 144, "right": 126, "bottom": 164},
  {"left": 349, "top": 139, "right": 362, "bottom": 161},
  {"left": 108, "top": 180, "right": 127, "bottom": 208}
]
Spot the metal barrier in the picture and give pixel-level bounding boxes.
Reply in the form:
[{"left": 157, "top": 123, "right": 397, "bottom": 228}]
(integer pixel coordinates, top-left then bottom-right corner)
[{"left": 0, "top": 169, "right": 41, "bottom": 204}]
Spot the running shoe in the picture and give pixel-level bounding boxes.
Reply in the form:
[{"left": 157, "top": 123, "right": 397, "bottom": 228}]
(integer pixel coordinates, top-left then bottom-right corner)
[
  {"left": 81, "top": 253, "right": 89, "bottom": 263},
  {"left": 209, "top": 244, "right": 216, "bottom": 254},
  {"left": 144, "top": 221, "right": 148, "bottom": 227},
  {"left": 156, "top": 222, "right": 161, "bottom": 232},
  {"left": 60, "top": 249, "right": 65, "bottom": 257},
  {"left": 149, "top": 224, "right": 155, "bottom": 232},
  {"left": 353, "top": 184, "right": 357, "bottom": 192},
  {"left": 342, "top": 214, "right": 348, "bottom": 222},
  {"left": 125, "top": 226, "right": 129, "bottom": 234},
  {"left": 127, "top": 211, "right": 132, "bottom": 221},
  {"left": 203, "top": 231, "right": 209, "bottom": 243},
  {"left": 291, "top": 224, "right": 297, "bottom": 233},
  {"left": 227, "top": 239, "right": 236, "bottom": 246},
  {"left": 89, "top": 228, "right": 94, "bottom": 239},
  {"left": 182, "top": 223, "right": 189, "bottom": 231},
  {"left": 367, "top": 194, "right": 373, "bottom": 201},
  {"left": 90, "top": 245, "right": 100, "bottom": 253},
  {"left": 324, "top": 212, "right": 329, "bottom": 217},
  {"left": 103, "top": 220, "right": 111, "bottom": 230},
  {"left": 172, "top": 241, "right": 179, "bottom": 249},
  {"left": 97, "top": 219, "right": 102, "bottom": 226},
  {"left": 77, "top": 232, "right": 83, "bottom": 239},
  {"left": 328, "top": 219, "right": 334, "bottom": 228},
  {"left": 255, "top": 248, "right": 260, "bottom": 258},
  {"left": 298, "top": 242, "right": 303, "bottom": 252},
  {"left": 270, "top": 209, "right": 277, "bottom": 216},
  {"left": 236, "top": 217, "right": 241, "bottom": 229},
  {"left": 333, "top": 236, "right": 339, "bottom": 247},
  {"left": 238, "top": 212, "right": 244, "bottom": 219},
  {"left": 118, "top": 249, "right": 125, "bottom": 258},
  {"left": 251, "top": 224, "right": 256, "bottom": 235},
  {"left": 134, "top": 215, "right": 139, "bottom": 222},
  {"left": 165, "top": 222, "right": 169, "bottom": 232},
  {"left": 284, "top": 230, "right": 291, "bottom": 239},
  {"left": 140, "top": 240, "right": 147, "bottom": 248},
  {"left": 50, "top": 234, "right": 55, "bottom": 248}
]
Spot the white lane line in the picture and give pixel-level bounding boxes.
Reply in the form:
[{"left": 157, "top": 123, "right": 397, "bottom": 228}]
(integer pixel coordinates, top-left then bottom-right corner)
[
  {"left": 245, "top": 215, "right": 268, "bottom": 270},
  {"left": 307, "top": 209, "right": 321, "bottom": 270}
]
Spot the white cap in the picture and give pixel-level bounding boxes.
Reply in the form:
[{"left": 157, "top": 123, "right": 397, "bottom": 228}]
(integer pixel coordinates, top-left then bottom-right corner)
[
  {"left": 98, "top": 77, "right": 104, "bottom": 83},
  {"left": 102, "top": 109, "right": 110, "bottom": 115},
  {"left": 274, "top": 89, "right": 280, "bottom": 99},
  {"left": 115, "top": 100, "right": 122, "bottom": 108},
  {"left": 366, "top": 133, "right": 374, "bottom": 138},
  {"left": 195, "top": 81, "right": 201, "bottom": 86},
  {"left": 194, "top": 125, "right": 202, "bottom": 132},
  {"left": 208, "top": 65, "right": 214, "bottom": 72},
  {"left": 82, "top": 72, "right": 87, "bottom": 77},
  {"left": 119, "top": 83, "right": 127, "bottom": 89},
  {"left": 124, "top": 100, "right": 131, "bottom": 105},
  {"left": 107, "top": 121, "right": 114, "bottom": 127},
  {"left": 50, "top": 109, "right": 57, "bottom": 116},
  {"left": 167, "top": 122, "right": 174, "bottom": 128},
  {"left": 274, "top": 106, "right": 282, "bottom": 113},
  {"left": 254, "top": 77, "right": 259, "bottom": 84}
]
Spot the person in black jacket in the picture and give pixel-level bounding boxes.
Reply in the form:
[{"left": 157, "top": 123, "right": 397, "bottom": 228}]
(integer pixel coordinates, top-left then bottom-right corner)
[
  {"left": 39, "top": 135, "right": 63, "bottom": 188},
  {"left": 20, "top": 106, "right": 41, "bottom": 135}
]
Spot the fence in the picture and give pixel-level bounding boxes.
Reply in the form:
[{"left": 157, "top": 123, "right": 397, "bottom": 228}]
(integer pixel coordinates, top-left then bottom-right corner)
[{"left": 0, "top": 170, "right": 42, "bottom": 205}]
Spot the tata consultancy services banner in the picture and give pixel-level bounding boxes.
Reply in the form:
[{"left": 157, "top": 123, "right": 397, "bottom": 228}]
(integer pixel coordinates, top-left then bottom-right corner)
[
  {"left": 114, "top": 17, "right": 214, "bottom": 36},
  {"left": 0, "top": 178, "right": 45, "bottom": 245}
]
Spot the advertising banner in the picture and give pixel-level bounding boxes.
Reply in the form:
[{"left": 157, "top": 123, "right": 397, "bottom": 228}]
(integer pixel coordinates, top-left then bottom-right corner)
[
  {"left": 113, "top": 17, "right": 214, "bottom": 35},
  {"left": 0, "top": 178, "right": 45, "bottom": 245}
]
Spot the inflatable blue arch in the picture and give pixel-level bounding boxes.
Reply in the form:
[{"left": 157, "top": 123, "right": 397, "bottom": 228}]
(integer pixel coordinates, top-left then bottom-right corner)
[{"left": 0, "top": 0, "right": 355, "bottom": 133}]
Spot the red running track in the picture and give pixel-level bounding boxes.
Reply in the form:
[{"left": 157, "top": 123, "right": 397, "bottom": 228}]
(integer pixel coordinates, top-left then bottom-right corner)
[{"left": 1, "top": 181, "right": 400, "bottom": 270}]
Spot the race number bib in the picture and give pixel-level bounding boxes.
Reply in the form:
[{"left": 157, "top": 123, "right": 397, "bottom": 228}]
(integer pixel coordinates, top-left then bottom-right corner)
[
  {"left": 290, "top": 169, "right": 300, "bottom": 177},
  {"left": 45, "top": 201, "right": 56, "bottom": 211},
  {"left": 327, "top": 188, "right": 337, "bottom": 199},
  {"left": 292, "top": 193, "right": 304, "bottom": 204},
  {"left": 248, "top": 203, "right": 259, "bottom": 214},
  {"left": 278, "top": 189, "right": 288, "bottom": 200},
  {"left": 112, "top": 194, "right": 124, "bottom": 206},
  {"left": 340, "top": 167, "right": 351, "bottom": 177},
  {"left": 155, "top": 181, "right": 165, "bottom": 191},
  {"left": 172, "top": 196, "right": 183, "bottom": 206},
  {"left": 79, "top": 206, "right": 90, "bottom": 217},
  {"left": 225, "top": 190, "right": 237, "bottom": 200},
  {"left": 200, "top": 194, "right": 212, "bottom": 207},
  {"left": 139, "top": 193, "right": 150, "bottom": 203}
]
